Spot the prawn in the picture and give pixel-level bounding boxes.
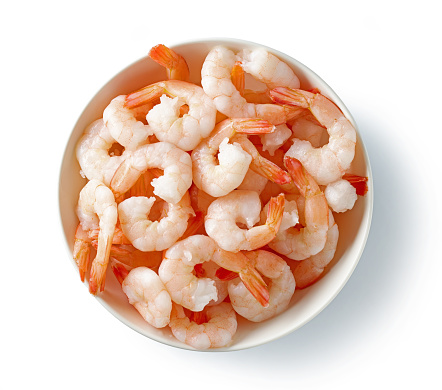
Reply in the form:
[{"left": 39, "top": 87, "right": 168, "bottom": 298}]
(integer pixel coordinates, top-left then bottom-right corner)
[
  {"left": 148, "top": 44, "right": 190, "bottom": 81},
  {"left": 117, "top": 192, "right": 194, "bottom": 252},
  {"left": 205, "top": 190, "right": 284, "bottom": 253},
  {"left": 124, "top": 80, "right": 216, "bottom": 151},
  {"left": 292, "top": 210, "right": 339, "bottom": 289},
  {"left": 112, "top": 263, "right": 172, "bottom": 328},
  {"left": 266, "top": 158, "right": 329, "bottom": 260},
  {"left": 191, "top": 118, "right": 290, "bottom": 197},
  {"left": 169, "top": 302, "right": 237, "bottom": 350},
  {"left": 201, "top": 46, "right": 301, "bottom": 125},
  {"left": 228, "top": 250, "right": 295, "bottom": 322},
  {"left": 76, "top": 179, "right": 118, "bottom": 294},
  {"left": 103, "top": 95, "right": 153, "bottom": 151},
  {"left": 271, "top": 87, "right": 357, "bottom": 185},
  {"left": 110, "top": 141, "right": 192, "bottom": 204}
]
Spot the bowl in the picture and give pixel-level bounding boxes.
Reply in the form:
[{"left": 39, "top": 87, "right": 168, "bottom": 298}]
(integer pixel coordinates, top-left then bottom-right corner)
[{"left": 59, "top": 38, "right": 373, "bottom": 351}]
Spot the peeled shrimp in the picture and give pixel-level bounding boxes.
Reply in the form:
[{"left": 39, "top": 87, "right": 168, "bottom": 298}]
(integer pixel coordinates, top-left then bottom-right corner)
[
  {"left": 169, "top": 302, "right": 237, "bottom": 350},
  {"left": 271, "top": 87, "right": 356, "bottom": 185},
  {"left": 148, "top": 44, "right": 190, "bottom": 81},
  {"left": 205, "top": 190, "right": 284, "bottom": 253},
  {"left": 324, "top": 178, "right": 358, "bottom": 213},
  {"left": 76, "top": 119, "right": 126, "bottom": 186},
  {"left": 112, "top": 264, "right": 172, "bottom": 328},
  {"left": 267, "top": 158, "right": 329, "bottom": 260},
  {"left": 201, "top": 46, "right": 300, "bottom": 125},
  {"left": 103, "top": 95, "right": 153, "bottom": 151},
  {"left": 293, "top": 210, "right": 339, "bottom": 289},
  {"left": 76, "top": 179, "right": 117, "bottom": 294},
  {"left": 117, "top": 192, "right": 194, "bottom": 252},
  {"left": 110, "top": 141, "right": 192, "bottom": 204},
  {"left": 124, "top": 80, "right": 216, "bottom": 151},
  {"left": 228, "top": 250, "right": 295, "bottom": 322}
]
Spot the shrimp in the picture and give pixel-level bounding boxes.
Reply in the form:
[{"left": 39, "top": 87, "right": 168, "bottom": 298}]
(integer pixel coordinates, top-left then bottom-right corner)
[
  {"left": 267, "top": 158, "right": 329, "bottom": 260},
  {"left": 103, "top": 95, "right": 153, "bottom": 151},
  {"left": 112, "top": 264, "right": 172, "bottom": 328},
  {"left": 271, "top": 87, "right": 357, "bottom": 185},
  {"left": 191, "top": 118, "right": 289, "bottom": 197},
  {"left": 228, "top": 250, "right": 295, "bottom": 322},
  {"left": 117, "top": 192, "right": 194, "bottom": 252},
  {"left": 292, "top": 210, "right": 339, "bottom": 289},
  {"left": 205, "top": 190, "right": 284, "bottom": 253},
  {"left": 76, "top": 119, "right": 127, "bottom": 186},
  {"left": 169, "top": 302, "right": 237, "bottom": 349},
  {"left": 110, "top": 141, "right": 192, "bottom": 204},
  {"left": 324, "top": 178, "right": 358, "bottom": 213},
  {"left": 148, "top": 44, "right": 190, "bottom": 81},
  {"left": 76, "top": 179, "right": 117, "bottom": 294},
  {"left": 194, "top": 261, "right": 229, "bottom": 306},
  {"left": 201, "top": 46, "right": 301, "bottom": 125},
  {"left": 124, "top": 80, "right": 216, "bottom": 151},
  {"left": 236, "top": 168, "right": 268, "bottom": 195},
  {"left": 260, "top": 123, "right": 292, "bottom": 156}
]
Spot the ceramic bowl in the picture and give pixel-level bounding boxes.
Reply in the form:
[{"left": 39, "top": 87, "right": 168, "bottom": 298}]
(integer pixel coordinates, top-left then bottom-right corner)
[{"left": 59, "top": 38, "right": 373, "bottom": 351}]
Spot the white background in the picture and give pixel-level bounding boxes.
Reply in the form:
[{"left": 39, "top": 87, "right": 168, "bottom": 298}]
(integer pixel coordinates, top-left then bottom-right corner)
[{"left": 2, "top": 1, "right": 441, "bottom": 389}]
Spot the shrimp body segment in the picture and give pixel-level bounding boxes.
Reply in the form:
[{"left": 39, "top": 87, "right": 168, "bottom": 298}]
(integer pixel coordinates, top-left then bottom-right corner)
[
  {"left": 125, "top": 80, "right": 217, "bottom": 151},
  {"left": 205, "top": 190, "right": 284, "bottom": 253},
  {"left": 117, "top": 192, "right": 194, "bottom": 252},
  {"left": 110, "top": 141, "right": 192, "bottom": 204},
  {"left": 169, "top": 302, "right": 237, "bottom": 350},
  {"left": 112, "top": 264, "right": 172, "bottom": 328},
  {"left": 201, "top": 46, "right": 300, "bottom": 125},
  {"left": 271, "top": 88, "right": 357, "bottom": 185},
  {"left": 228, "top": 250, "right": 295, "bottom": 322},
  {"left": 76, "top": 179, "right": 118, "bottom": 294}
]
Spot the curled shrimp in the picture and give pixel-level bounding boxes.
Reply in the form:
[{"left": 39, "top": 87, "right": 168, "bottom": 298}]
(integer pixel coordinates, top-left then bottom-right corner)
[
  {"left": 103, "top": 95, "right": 153, "bottom": 151},
  {"left": 169, "top": 302, "right": 237, "bottom": 350},
  {"left": 148, "top": 44, "right": 190, "bottom": 81},
  {"left": 292, "top": 210, "right": 339, "bottom": 289},
  {"left": 76, "top": 119, "right": 126, "bottom": 186},
  {"left": 117, "top": 192, "right": 194, "bottom": 252},
  {"left": 76, "top": 179, "right": 117, "bottom": 294},
  {"left": 110, "top": 141, "right": 192, "bottom": 204},
  {"left": 201, "top": 46, "right": 301, "bottom": 125},
  {"left": 271, "top": 87, "right": 357, "bottom": 185},
  {"left": 124, "top": 80, "right": 216, "bottom": 151},
  {"left": 112, "top": 263, "right": 172, "bottom": 328},
  {"left": 266, "top": 158, "right": 329, "bottom": 260},
  {"left": 205, "top": 190, "right": 284, "bottom": 253},
  {"left": 228, "top": 250, "right": 295, "bottom": 322}
]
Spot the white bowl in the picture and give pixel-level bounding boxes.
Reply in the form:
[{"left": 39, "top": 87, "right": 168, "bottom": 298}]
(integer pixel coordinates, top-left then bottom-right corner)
[{"left": 59, "top": 38, "right": 373, "bottom": 351}]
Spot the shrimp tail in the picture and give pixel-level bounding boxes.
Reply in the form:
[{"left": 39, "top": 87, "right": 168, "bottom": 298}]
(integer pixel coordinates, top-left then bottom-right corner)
[
  {"left": 269, "top": 87, "right": 311, "bottom": 108},
  {"left": 231, "top": 61, "right": 245, "bottom": 95},
  {"left": 284, "top": 157, "right": 308, "bottom": 193},
  {"left": 148, "top": 44, "right": 190, "bottom": 81},
  {"left": 73, "top": 239, "right": 91, "bottom": 283},
  {"left": 251, "top": 156, "right": 292, "bottom": 185},
  {"left": 215, "top": 267, "right": 239, "bottom": 281},
  {"left": 110, "top": 159, "right": 140, "bottom": 198},
  {"left": 343, "top": 174, "right": 369, "bottom": 196},
  {"left": 89, "top": 235, "right": 113, "bottom": 294},
  {"left": 111, "top": 263, "right": 129, "bottom": 285},
  {"left": 266, "top": 193, "right": 285, "bottom": 233},
  {"left": 233, "top": 118, "right": 275, "bottom": 134},
  {"left": 124, "top": 83, "right": 165, "bottom": 109},
  {"left": 239, "top": 266, "right": 270, "bottom": 307}
]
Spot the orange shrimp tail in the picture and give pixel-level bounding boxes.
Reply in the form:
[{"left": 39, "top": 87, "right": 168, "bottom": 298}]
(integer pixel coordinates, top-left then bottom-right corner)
[
  {"left": 266, "top": 193, "right": 285, "bottom": 232},
  {"left": 233, "top": 118, "right": 275, "bottom": 134},
  {"left": 148, "top": 44, "right": 190, "bottom": 81},
  {"left": 284, "top": 157, "right": 309, "bottom": 193},
  {"left": 181, "top": 211, "right": 205, "bottom": 240},
  {"left": 239, "top": 267, "right": 270, "bottom": 307},
  {"left": 111, "top": 263, "right": 129, "bottom": 286},
  {"left": 89, "top": 235, "right": 113, "bottom": 295},
  {"left": 231, "top": 61, "right": 245, "bottom": 96},
  {"left": 343, "top": 174, "right": 369, "bottom": 196},
  {"left": 252, "top": 156, "right": 292, "bottom": 185},
  {"left": 270, "top": 87, "right": 310, "bottom": 108},
  {"left": 124, "top": 83, "right": 164, "bottom": 109},
  {"left": 73, "top": 240, "right": 91, "bottom": 282},
  {"left": 215, "top": 267, "right": 239, "bottom": 281}
]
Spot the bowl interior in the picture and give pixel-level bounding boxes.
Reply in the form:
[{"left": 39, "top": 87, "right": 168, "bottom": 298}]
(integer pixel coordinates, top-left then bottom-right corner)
[{"left": 59, "top": 38, "right": 373, "bottom": 351}]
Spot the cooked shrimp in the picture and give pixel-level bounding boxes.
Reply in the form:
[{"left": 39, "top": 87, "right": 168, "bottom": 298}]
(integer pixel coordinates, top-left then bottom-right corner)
[
  {"left": 103, "top": 95, "right": 153, "bottom": 151},
  {"left": 169, "top": 302, "right": 237, "bottom": 349},
  {"left": 110, "top": 141, "right": 192, "bottom": 204},
  {"left": 76, "top": 119, "right": 127, "bottom": 186},
  {"left": 124, "top": 80, "right": 216, "bottom": 151},
  {"left": 228, "top": 250, "right": 295, "bottom": 322},
  {"left": 260, "top": 123, "right": 292, "bottom": 156},
  {"left": 148, "top": 44, "right": 190, "bottom": 81},
  {"left": 290, "top": 116, "right": 327, "bottom": 148},
  {"left": 267, "top": 158, "right": 329, "bottom": 260},
  {"left": 194, "top": 261, "right": 229, "bottom": 306},
  {"left": 205, "top": 190, "right": 284, "bottom": 253},
  {"left": 236, "top": 168, "right": 268, "bottom": 195},
  {"left": 271, "top": 87, "right": 357, "bottom": 185},
  {"left": 76, "top": 179, "right": 117, "bottom": 294},
  {"left": 191, "top": 118, "right": 289, "bottom": 197},
  {"left": 117, "top": 192, "right": 194, "bottom": 251},
  {"left": 73, "top": 224, "right": 91, "bottom": 283},
  {"left": 324, "top": 178, "right": 358, "bottom": 213},
  {"left": 201, "top": 46, "right": 300, "bottom": 125},
  {"left": 112, "top": 264, "right": 172, "bottom": 328},
  {"left": 293, "top": 210, "right": 339, "bottom": 289}
]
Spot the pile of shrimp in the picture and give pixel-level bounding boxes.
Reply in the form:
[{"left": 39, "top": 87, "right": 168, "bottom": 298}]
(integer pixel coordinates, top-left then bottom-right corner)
[{"left": 73, "top": 43, "right": 368, "bottom": 350}]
